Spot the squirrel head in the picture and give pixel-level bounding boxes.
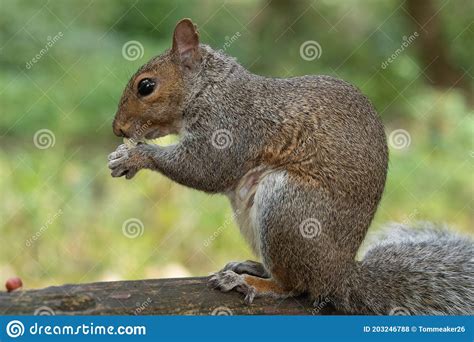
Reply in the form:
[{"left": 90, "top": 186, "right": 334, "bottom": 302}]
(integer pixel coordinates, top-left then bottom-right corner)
[{"left": 112, "top": 18, "right": 202, "bottom": 140}]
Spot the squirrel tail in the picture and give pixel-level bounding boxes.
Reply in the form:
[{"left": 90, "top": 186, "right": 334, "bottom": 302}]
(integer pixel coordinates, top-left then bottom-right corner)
[{"left": 336, "top": 222, "right": 474, "bottom": 315}]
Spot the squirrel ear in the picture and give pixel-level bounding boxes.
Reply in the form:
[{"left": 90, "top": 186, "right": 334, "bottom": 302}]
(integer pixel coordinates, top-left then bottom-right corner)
[{"left": 172, "top": 18, "right": 200, "bottom": 69}]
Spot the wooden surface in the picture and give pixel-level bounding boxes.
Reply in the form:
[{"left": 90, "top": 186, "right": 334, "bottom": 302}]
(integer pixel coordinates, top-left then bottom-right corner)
[{"left": 0, "top": 277, "right": 341, "bottom": 315}]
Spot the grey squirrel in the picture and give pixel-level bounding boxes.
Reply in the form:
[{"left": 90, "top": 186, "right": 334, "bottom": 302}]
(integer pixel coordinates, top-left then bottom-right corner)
[{"left": 108, "top": 18, "right": 473, "bottom": 315}]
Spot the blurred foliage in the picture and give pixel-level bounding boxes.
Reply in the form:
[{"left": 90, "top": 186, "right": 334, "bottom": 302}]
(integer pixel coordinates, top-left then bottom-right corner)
[{"left": 0, "top": 0, "right": 472, "bottom": 289}]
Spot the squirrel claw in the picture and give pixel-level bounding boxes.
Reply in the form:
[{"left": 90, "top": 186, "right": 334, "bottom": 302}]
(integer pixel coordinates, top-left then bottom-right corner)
[
  {"left": 243, "top": 286, "right": 256, "bottom": 304},
  {"left": 209, "top": 270, "right": 256, "bottom": 305},
  {"left": 108, "top": 144, "right": 146, "bottom": 179},
  {"left": 208, "top": 270, "right": 243, "bottom": 292}
]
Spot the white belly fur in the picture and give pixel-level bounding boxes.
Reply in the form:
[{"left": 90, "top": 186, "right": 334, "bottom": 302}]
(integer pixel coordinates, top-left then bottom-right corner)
[{"left": 227, "top": 167, "right": 286, "bottom": 257}]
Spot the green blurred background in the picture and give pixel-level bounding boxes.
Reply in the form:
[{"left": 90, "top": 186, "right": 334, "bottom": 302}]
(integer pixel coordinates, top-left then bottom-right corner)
[{"left": 0, "top": 0, "right": 472, "bottom": 289}]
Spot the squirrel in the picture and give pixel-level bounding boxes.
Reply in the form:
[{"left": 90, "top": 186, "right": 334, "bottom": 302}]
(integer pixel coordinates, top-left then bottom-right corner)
[{"left": 108, "top": 18, "right": 473, "bottom": 315}]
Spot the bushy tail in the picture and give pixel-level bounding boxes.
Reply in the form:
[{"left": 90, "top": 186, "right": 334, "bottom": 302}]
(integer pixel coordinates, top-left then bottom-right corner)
[{"left": 338, "top": 222, "right": 474, "bottom": 315}]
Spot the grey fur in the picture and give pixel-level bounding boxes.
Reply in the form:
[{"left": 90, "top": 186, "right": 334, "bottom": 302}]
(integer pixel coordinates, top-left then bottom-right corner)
[
  {"left": 222, "top": 260, "right": 270, "bottom": 278},
  {"left": 109, "top": 33, "right": 474, "bottom": 315},
  {"left": 340, "top": 222, "right": 474, "bottom": 315}
]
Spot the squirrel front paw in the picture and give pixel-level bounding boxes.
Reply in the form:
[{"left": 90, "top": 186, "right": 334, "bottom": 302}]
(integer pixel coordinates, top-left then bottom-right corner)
[{"left": 108, "top": 143, "right": 152, "bottom": 179}]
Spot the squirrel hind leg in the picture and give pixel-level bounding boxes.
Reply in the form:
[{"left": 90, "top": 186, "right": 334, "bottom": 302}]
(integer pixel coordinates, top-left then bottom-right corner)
[
  {"left": 221, "top": 260, "right": 270, "bottom": 278},
  {"left": 209, "top": 270, "right": 297, "bottom": 304}
]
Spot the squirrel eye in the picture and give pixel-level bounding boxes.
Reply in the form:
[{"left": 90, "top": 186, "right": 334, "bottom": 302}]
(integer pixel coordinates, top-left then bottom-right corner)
[{"left": 137, "top": 78, "right": 156, "bottom": 96}]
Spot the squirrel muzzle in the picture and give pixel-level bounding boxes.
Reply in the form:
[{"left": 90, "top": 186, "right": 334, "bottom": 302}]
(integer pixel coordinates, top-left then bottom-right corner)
[{"left": 112, "top": 117, "right": 131, "bottom": 138}]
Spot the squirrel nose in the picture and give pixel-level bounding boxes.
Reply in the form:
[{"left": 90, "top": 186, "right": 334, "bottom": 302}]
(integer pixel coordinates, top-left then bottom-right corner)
[
  {"left": 113, "top": 124, "right": 124, "bottom": 137},
  {"left": 113, "top": 117, "right": 133, "bottom": 138},
  {"left": 112, "top": 119, "right": 129, "bottom": 138}
]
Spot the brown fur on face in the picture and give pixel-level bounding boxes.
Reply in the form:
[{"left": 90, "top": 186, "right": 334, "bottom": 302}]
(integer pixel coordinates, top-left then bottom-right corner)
[
  {"left": 112, "top": 54, "right": 185, "bottom": 140},
  {"left": 112, "top": 19, "right": 200, "bottom": 140}
]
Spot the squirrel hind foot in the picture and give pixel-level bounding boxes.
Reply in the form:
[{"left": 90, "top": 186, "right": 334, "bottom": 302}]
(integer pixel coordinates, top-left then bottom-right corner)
[
  {"left": 221, "top": 260, "right": 270, "bottom": 278},
  {"left": 209, "top": 270, "right": 295, "bottom": 305},
  {"left": 208, "top": 270, "right": 256, "bottom": 304}
]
